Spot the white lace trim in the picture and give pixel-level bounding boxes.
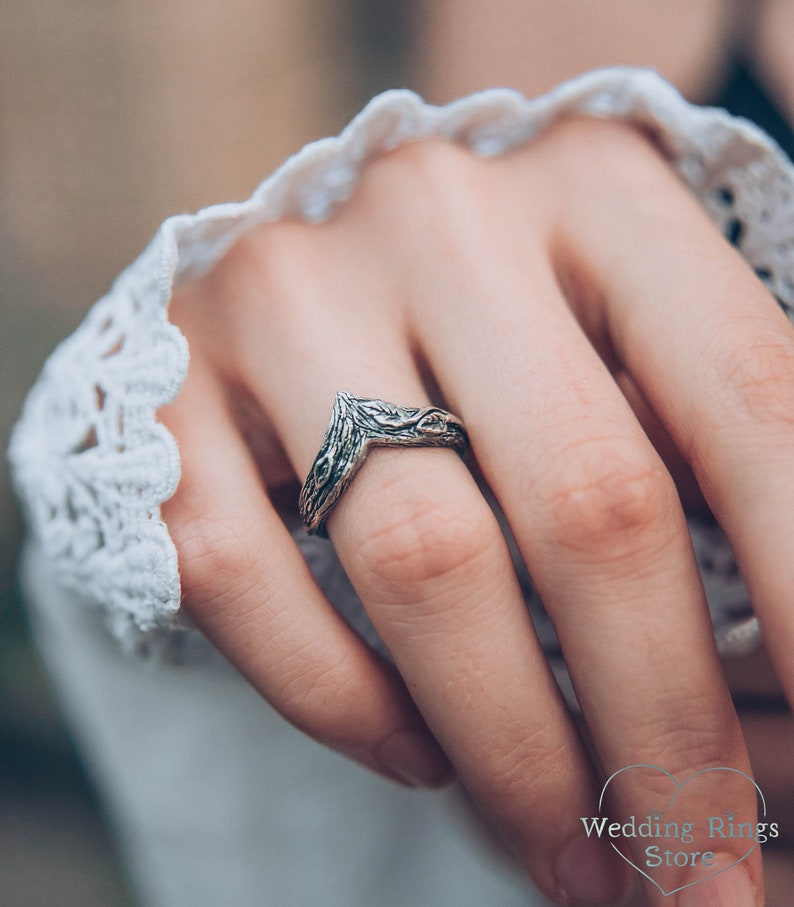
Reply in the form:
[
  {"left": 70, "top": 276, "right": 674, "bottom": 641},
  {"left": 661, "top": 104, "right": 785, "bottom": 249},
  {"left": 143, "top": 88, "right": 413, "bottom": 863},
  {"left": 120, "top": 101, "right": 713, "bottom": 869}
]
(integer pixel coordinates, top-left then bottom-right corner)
[{"left": 10, "top": 67, "right": 794, "bottom": 655}]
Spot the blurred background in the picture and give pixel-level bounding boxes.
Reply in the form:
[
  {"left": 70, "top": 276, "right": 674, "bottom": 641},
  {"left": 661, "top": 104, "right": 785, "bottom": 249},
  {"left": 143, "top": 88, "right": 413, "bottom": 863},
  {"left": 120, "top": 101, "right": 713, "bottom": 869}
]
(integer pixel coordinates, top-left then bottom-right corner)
[{"left": 2, "top": 1, "right": 794, "bottom": 904}]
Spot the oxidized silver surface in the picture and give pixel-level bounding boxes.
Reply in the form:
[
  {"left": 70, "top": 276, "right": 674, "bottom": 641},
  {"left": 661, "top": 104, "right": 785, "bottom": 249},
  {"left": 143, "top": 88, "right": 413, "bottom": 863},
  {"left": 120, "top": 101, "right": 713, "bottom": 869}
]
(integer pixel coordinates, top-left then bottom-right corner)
[{"left": 299, "top": 391, "right": 469, "bottom": 536}]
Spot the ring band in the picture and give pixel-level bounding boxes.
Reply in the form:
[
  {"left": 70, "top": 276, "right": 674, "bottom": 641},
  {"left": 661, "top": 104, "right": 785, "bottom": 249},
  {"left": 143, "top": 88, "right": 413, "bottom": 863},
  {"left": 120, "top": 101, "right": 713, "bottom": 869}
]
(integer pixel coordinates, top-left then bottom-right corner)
[{"left": 299, "top": 391, "right": 469, "bottom": 536}]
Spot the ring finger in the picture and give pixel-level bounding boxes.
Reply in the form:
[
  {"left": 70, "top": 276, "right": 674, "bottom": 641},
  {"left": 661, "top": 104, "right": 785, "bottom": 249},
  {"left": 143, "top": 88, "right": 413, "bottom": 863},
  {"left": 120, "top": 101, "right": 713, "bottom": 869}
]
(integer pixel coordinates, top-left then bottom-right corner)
[
  {"left": 227, "top": 228, "right": 629, "bottom": 905},
  {"left": 412, "top": 235, "right": 758, "bottom": 903}
]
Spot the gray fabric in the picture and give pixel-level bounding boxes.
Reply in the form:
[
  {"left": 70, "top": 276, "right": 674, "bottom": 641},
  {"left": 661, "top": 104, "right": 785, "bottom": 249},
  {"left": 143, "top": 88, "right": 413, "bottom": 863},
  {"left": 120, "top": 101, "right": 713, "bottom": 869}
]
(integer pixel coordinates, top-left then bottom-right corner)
[{"left": 23, "top": 543, "right": 547, "bottom": 907}]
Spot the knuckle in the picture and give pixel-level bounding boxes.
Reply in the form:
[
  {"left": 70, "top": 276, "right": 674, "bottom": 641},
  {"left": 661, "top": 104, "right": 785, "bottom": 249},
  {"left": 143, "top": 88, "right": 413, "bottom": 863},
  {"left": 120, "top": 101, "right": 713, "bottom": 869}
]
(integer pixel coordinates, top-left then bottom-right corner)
[
  {"left": 352, "top": 480, "right": 499, "bottom": 597},
  {"left": 487, "top": 732, "right": 574, "bottom": 811},
  {"left": 171, "top": 509, "right": 264, "bottom": 610},
  {"left": 358, "top": 139, "right": 483, "bottom": 238},
  {"left": 202, "top": 218, "right": 328, "bottom": 334},
  {"left": 537, "top": 440, "right": 676, "bottom": 555},
  {"left": 222, "top": 221, "right": 308, "bottom": 300},
  {"left": 370, "top": 138, "right": 475, "bottom": 194},
  {"left": 543, "top": 117, "right": 667, "bottom": 195},
  {"left": 632, "top": 701, "right": 742, "bottom": 780},
  {"left": 714, "top": 332, "right": 794, "bottom": 428},
  {"left": 278, "top": 655, "right": 365, "bottom": 744}
]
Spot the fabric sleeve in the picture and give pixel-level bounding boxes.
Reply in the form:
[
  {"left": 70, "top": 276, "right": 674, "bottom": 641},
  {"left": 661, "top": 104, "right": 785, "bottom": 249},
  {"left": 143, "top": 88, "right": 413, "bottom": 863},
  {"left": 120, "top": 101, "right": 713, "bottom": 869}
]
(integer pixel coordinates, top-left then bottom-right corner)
[{"left": 9, "top": 67, "right": 794, "bottom": 658}]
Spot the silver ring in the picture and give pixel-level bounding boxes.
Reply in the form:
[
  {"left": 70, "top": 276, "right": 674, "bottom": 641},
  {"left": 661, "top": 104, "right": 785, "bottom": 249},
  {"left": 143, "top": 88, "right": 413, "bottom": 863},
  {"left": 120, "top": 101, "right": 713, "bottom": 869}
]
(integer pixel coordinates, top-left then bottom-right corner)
[{"left": 299, "top": 391, "right": 469, "bottom": 536}]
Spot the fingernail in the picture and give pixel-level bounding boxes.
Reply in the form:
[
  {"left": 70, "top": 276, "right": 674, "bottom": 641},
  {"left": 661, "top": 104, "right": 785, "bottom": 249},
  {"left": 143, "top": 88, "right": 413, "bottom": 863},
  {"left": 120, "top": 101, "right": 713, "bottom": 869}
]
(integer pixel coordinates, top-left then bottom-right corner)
[
  {"left": 677, "top": 857, "right": 755, "bottom": 907},
  {"left": 554, "top": 837, "right": 628, "bottom": 905},
  {"left": 376, "top": 730, "right": 454, "bottom": 788}
]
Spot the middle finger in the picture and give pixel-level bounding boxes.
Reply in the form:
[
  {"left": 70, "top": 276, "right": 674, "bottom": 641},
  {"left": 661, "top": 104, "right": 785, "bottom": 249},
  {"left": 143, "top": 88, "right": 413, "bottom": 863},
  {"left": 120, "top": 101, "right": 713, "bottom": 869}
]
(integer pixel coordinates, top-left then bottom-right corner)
[
  {"left": 405, "top": 187, "right": 759, "bottom": 900},
  {"left": 226, "top": 223, "right": 628, "bottom": 904}
]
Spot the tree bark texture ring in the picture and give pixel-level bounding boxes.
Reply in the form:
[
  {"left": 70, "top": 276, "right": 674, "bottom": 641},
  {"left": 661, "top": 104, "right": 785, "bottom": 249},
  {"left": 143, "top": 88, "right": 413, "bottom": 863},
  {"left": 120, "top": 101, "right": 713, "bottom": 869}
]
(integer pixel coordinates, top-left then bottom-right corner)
[{"left": 299, "top": 391, "right": 470, "bottom": 537}]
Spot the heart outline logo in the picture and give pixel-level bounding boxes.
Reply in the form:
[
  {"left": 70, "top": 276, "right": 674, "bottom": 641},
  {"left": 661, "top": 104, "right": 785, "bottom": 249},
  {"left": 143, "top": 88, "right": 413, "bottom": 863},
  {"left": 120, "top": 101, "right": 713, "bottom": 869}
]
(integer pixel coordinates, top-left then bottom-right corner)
[{"left": 598, "top": 764, "right": 765, "bottom": 897}]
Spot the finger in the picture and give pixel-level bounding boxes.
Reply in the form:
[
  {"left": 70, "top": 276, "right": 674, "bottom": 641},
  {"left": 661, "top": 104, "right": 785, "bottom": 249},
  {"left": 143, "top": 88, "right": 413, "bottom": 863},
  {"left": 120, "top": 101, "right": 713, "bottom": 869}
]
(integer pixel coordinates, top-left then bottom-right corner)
[
  {"left": 558, "top": 121, "right": 794, "bottom": 721},
  {"left": 406, "top": 207, "right": 759, "bottom": 900},
  {"left": 227, "top": 233, "right": 628, "bottom": 902},
  {"left": 335, "top": 447, "right": 627, "bottom": 903},
  {"left": 159, "top": 359, "right": 452, "bottom": 787},
  {"left": 614, "top": 371, "right": 705, "bottom": 511}
]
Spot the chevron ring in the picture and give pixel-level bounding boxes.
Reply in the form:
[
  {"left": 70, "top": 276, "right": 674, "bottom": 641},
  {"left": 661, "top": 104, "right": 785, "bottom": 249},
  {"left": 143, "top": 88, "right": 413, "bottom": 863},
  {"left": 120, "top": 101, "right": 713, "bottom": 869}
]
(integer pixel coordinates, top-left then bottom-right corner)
[{"left": 299, "top": 391, "right": 469, "bottom": 536}]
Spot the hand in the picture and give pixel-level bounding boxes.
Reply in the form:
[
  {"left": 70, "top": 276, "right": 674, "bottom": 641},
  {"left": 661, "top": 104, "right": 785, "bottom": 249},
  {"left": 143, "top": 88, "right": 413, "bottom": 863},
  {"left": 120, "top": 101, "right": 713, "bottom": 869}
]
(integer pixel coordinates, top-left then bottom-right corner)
[{"left": 160, "top": 117, "right": 791, "bottom": 906}]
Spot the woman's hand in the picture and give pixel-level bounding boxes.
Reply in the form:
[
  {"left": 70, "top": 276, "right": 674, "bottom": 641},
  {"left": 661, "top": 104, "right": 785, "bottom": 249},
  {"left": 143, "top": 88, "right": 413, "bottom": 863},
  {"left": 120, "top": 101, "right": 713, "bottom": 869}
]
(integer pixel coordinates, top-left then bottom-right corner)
[{"left": 159, "top": 117, "right": 791, "bottom": 906}]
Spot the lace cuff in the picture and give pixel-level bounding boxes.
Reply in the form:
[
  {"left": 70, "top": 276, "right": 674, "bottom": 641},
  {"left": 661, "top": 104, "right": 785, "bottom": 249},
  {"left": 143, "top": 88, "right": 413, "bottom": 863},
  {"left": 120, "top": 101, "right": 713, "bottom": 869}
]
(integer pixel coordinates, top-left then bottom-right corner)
[{"left": 10, "top": 67, "right": 794, "bottom": 656}]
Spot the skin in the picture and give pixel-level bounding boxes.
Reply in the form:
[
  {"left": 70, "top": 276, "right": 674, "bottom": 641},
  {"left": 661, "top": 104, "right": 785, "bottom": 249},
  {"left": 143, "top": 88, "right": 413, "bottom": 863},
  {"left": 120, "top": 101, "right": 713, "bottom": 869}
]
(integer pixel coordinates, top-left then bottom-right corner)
[
  {"left": 155, "top": 112, "right": 794, "bottom": 905},
  {"left": 412, "top": 0, "right": 737, "bottom": 104},
  {"left": 415, "top": 3, "right": 794, "bottom": 901},
  {"left": 148, "top": 3, "right": 794, "bottom": 905}
]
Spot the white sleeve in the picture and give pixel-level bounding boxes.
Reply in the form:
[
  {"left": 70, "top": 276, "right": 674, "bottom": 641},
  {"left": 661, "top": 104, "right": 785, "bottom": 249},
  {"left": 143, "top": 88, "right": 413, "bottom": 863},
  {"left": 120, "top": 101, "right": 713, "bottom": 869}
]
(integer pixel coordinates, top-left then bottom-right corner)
[{"left": 9, "top": 67, "right": 794, "bottom": 657}]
